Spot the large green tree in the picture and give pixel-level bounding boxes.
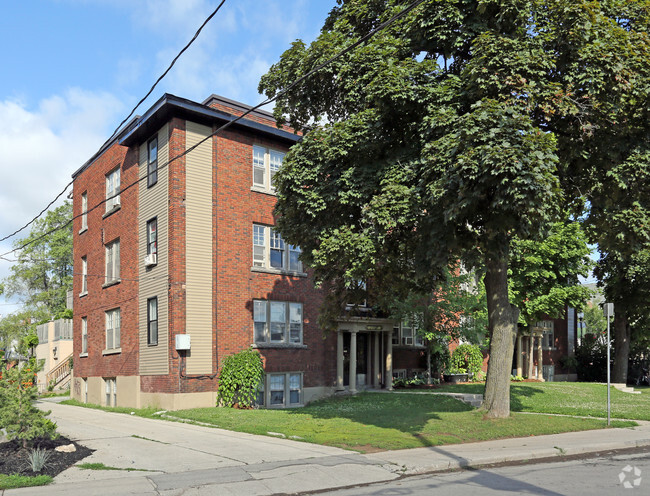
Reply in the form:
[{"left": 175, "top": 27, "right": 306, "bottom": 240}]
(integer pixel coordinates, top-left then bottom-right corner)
[
  {"left": 260, "top": 0, "right": 649, "bottom": 417},
  {"left": 1, "top": 201, "right": 73, "bottom": 316},
  {"left": 509, "top": 221, "right": 593, "bottom": 329}
]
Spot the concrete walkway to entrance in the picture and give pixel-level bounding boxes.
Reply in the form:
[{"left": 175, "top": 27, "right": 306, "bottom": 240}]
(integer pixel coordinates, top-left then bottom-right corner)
[{"left": 6, "top": 398, "right": 650, "bottom": 495}]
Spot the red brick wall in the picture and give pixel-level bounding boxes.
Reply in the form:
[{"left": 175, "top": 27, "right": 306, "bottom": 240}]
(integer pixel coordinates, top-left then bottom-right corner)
[
  {"left": 213, "top": 126, "right": 335, "bottom": 389},
  {"left": 73, "top": 143, "right": 139, "bottom": 379}
]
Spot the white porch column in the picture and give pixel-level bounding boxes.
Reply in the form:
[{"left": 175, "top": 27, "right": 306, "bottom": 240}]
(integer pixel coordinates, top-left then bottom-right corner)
[
  {"left": 537, "top": 333, "right": 545, "bottom": 381},
  {"left": 336, "top": 331, "right": 344, "bottom": 391},
  {"left": 373, "top": 332, "right": 380, "bottom": 388},
  {"left": 516, "top": 334, "right": 523, "bottom": 377},
  {"left": 385, "top": 331, "right": 393, "bottom": 390},
  {"left": 349, "top": 331, "right": 358, "bottom": 394}
]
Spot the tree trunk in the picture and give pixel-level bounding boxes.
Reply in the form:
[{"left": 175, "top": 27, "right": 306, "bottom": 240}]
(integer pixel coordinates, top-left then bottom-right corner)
[
  {"left": 482, "top": 251, "right": 520, "bottom": 418},
  {"left": 612, "top": 309, "right": 630, "bottom": 384},
  {"left": 527, "top": 332, "right": 534, "bottom": 378}
]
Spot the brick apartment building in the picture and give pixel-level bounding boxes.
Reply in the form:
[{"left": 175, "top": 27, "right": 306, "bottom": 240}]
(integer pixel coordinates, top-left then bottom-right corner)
[{"left": 70, "top": 93, "right": 426, "bottom": 410}]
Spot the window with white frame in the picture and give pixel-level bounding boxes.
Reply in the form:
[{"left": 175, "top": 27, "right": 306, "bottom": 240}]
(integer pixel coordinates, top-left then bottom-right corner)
[
  {"left": 105, "top": 378, "right": 116, "bottom": 407},
  {"left": 105, "top": 167, "right": 121, "bottom": 211},
  {"left": 81, "top": 317, "right": 88, "bottom": 354},
  {"left": 147, "top": 218, "right": 157, "bottom": 255},
  {"left": 105, "top": 239, "right": 120, "bottom": 284},
  {"left": 252, "top": 145, "right": 285, "bottom": 193},
  {"left": 147, "top": 137, "right": 158, "bottom": 187},
  {"left": 252, "top": 224, "right": 302, "bottom": 272},
  {"left": 81, "top": 192, "right": 88, "bottom": 230},
  {"left": 105, "top": 308, "right": 121, "bottom": 350},
  {"left": 393, "top": 318, "right": 424, "bottom": 346},
  {"left": 537, "top": 320, "right": 555, "bottom": 349},
  {"left": 257, "top": 372, "right": 303, "bottom": 407},
  {"left": 147, "top": 297, "right": 158, "bottom": 346},
  {"left": 81, "top": 256, "right": 88, "bottom": 294},
  {"left": 254, "top": 300, "right": 302, "bottom": 344}
]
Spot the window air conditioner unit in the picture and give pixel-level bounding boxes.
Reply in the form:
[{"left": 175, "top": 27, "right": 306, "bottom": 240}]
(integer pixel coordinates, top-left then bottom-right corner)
[
  {"left": 144, "top": 254, "right": 157, "bottom": 267},
  {"left": 114, "top": 197, "right": 121, "bottom": 206}
]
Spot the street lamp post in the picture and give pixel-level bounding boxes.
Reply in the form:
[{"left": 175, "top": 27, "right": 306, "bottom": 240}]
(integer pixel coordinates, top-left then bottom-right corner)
[{"left": 604, "top": 303, "right": 614, "bottom": 426}]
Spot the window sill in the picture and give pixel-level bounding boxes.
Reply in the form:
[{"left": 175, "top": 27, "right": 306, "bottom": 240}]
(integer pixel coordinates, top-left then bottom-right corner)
[
  {"left": 79, "top": 353, "right": 88, "bottom": 358},
  {"left": 252, "top": 343, "right": 307, "bottom": 350},
  {"left": 102, "top": 348, "right": 121, "bottom": 356},
  {"left": 79, "top": 291, "right": 88, "bottom": 298},
  {"left": 78, "top": 227, "right": 88, "bottom": 235},
  {"left": 250, "top": 186, "right": 276, "bottom": 196},
  {"left": 102, "top": 279, "right": 121, "bottom": 289},
  {"left": 102, "top": 204, "right": 121, "bottom": 219},
  {"left": 251, "top": 266, "right": 307, "bottom": 278}
]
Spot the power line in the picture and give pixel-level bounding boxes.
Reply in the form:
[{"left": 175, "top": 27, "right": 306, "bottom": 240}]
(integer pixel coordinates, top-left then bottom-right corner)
[
  {"left": 0, "top": 0, "right": 427, "bottom": 260},
  {"left": 0, "top": 0, "right": 228, "bottom": 245}
]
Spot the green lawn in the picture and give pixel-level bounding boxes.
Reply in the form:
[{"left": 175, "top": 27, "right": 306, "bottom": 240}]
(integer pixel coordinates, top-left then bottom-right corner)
[
  {"left": 61, "top": 383, "right": 641, "bottom": 453},
  {"left": 161, "top": 392, "right": 633, "bottom": 452},
  {"left": 437, "top": 382, "right": 650, "bottom": 420},
  {"left": 0, "top": 474, "right": 52, "bottom": 490}
]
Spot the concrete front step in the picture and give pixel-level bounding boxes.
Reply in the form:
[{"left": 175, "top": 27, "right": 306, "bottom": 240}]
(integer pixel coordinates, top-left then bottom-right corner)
[{"left": 612, "top": 383, "right": 642, "bottom": 394}]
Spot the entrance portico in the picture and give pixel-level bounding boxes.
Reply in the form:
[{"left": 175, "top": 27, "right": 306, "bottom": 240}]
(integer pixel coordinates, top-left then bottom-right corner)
[{"left": 335, "top": 318, "right": 395, "bottom": 393}]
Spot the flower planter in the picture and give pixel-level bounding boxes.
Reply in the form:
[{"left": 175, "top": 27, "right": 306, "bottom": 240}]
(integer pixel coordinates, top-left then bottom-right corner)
[{"left": 444, "top": 373, "right": 469, "bottom": 384}]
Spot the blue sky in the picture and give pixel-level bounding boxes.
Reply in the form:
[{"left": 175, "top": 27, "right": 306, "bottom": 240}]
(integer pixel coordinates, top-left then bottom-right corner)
[{"left": 0, "top": 0, "right": 335, "bottom": 314}]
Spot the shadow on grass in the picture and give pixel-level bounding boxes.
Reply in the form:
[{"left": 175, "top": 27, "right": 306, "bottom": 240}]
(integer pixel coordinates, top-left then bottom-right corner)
[
  {"left": 438, "top": 382, "right": 548, "bottom": 412},
  {"left": 292, "top": 392, "right": 472, "bottom": 436}
]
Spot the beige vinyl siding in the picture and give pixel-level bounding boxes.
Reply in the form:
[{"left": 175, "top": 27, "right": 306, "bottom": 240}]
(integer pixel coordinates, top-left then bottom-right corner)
[
  {"left": 139, "top": 123, "right": 169, "bottom": 375},
  {"left": 185, "top": 121, "right": 214, "bottom": 374}
]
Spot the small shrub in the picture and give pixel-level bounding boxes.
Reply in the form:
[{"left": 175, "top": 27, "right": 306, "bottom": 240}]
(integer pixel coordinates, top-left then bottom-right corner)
[
  {"left": 0, "top": 359, "right": 58, "bottom": 448},
  {"left": 449, "top": 344, "right": 483, "bottom": 376},
  {"left": 511, "top": 375, "right": 525, "bottom": 382},
  {"left": 217, "top": 349, "right": 264, "bottom": 408},
  {"left": 26, "top": 447, "right": 52, "bottom": 473}
]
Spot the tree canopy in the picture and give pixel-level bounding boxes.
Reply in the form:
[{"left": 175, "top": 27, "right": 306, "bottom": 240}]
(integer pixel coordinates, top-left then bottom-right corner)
[
  {"left": 260, "top": 0, "right": 650, "bottom": 417},
  {"left": 1, "top": 201, "right": 72, "bottom": 316}
]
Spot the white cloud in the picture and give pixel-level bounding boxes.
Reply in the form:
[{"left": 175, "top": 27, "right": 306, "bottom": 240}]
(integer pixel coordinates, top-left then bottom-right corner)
[{"left": 0, "top": 89, "right": 124, "bottom": 305}]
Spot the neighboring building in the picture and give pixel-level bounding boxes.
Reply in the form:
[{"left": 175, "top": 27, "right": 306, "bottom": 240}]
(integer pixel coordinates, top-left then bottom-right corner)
[
  {"left": 35, "top": 319, "right": 73, "bottom": 392},
  {"left": 513, "top": 307, "right": 578, "bottom": 382},
  {"left": 71, "top": 93, "right": 426, "bottom": 410}
]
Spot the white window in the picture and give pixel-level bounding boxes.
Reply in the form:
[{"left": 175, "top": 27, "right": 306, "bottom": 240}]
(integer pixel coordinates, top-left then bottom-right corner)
[
  {"left": 147, "top": 218, "right": 157, "bottom": 255},
  {"left": 105, "top": 378, "right": 116, "bottom": 407},
  {"left": 105, "top": 308, "right": 121, "bottom": 350},
  {"left": 254, "top": 300, "right": 303, "bottom": 344},
  {"left": 81, "top": 317, "right": 88, "bottom": 354},
  {"left": 147, "top": 297, "right": 158, "bottom": 346},
  {"left": 81, "top": 192, "right": 88, "bottom": 230},
  {"left": 252, "top": 224, "right": 302, "bottom": 272},
  {"left": 105, "top": 239, "right": 120, "bottom": 284},
  {"left": 537, "top": 320, "right": 555, "bottom": 349},
  {"left": 105, "top": 168, "right": 121, "bottom": 211},
  {"left": 259, "top": 372, "right": 303, "bottom": 407},
  {"left": 393, "top": 318, "right": 424, "bottom": 346},
  {"left": 252, "top": 145, "right": 285, "bottom": 192},
  {"left": 81, "top": 256, "right": 88, "bottom": 294},
  {"left": 147, "top": 137, "right": 158, "bottom": 187}
]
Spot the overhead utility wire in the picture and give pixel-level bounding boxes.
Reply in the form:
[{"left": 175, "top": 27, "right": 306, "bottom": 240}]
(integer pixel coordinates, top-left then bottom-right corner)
[
  {"left": 0, "top": 0, "right": 426, "bottom": 260},
  {"left": 0, "top": 0, "right": 228, "bottom": 245}
]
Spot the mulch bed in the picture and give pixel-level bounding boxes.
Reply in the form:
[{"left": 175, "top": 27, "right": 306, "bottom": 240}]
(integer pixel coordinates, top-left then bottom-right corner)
[{"left": 0, "top": 436, "right": 94, "bottom": 478}]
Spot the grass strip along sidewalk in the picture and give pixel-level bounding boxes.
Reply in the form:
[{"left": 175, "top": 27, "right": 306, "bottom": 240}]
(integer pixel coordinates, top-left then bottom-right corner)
[{"left": 62, "top": 383, "right": 637, "bottom": 453}]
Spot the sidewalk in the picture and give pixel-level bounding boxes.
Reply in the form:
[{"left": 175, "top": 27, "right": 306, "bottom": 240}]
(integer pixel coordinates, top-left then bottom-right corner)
[{"left": 6, "top": 400, "right": 650, "bottom": 495}]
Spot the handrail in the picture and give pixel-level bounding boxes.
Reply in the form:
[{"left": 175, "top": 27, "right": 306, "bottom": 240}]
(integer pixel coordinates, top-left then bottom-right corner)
[{"left": 46, "top": 352, "right": 73, "bottom": 387}]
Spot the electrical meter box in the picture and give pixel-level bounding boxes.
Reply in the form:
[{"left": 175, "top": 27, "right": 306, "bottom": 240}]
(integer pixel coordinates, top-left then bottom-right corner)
[{"left": 175, "top": 334, "right": 191, "bottom": 351}]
